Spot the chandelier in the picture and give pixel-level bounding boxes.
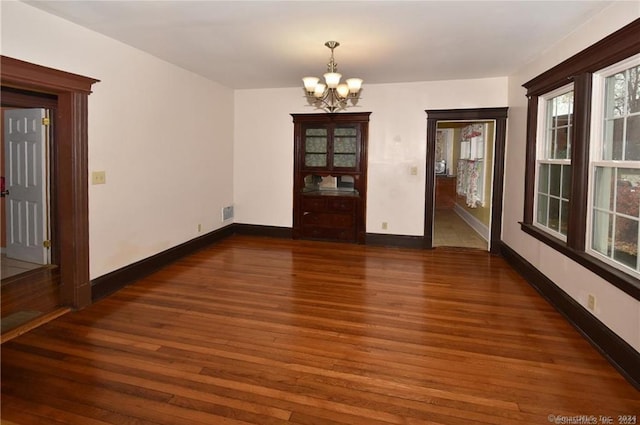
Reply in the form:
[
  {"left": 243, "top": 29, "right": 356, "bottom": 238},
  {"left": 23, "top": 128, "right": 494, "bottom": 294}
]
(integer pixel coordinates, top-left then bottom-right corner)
[{"left": 302, "top": 41, "right": 363, "bottom": 113}]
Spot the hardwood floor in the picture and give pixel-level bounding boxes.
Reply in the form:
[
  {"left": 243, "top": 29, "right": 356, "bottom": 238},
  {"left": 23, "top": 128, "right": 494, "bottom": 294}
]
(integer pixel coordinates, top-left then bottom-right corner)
[
  {"left": 1, "top": 235, "right": 638, "bottom": 424},
  {"left": 1, "top": 266, "right": 62, "bottom": 336}
]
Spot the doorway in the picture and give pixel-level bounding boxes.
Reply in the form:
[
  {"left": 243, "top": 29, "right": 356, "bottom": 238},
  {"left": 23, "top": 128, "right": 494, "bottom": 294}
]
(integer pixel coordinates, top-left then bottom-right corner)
[
  {"left": 424, "top": 108, "right": 508, "bottom": 253},
  {"left": 1, "top": 92, "right": 61, "bottom": 335},
  {"left": 433, "top": 120, "right": 495, "bottom": 250},
  {"left": 0, "top": 55, "right": 98, "bottom": 330}
]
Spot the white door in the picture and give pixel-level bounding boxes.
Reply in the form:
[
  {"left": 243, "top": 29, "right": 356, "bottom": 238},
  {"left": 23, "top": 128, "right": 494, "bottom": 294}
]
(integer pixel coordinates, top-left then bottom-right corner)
[{"left": 4, "top": 108, "right": 50, "bottom": 265}]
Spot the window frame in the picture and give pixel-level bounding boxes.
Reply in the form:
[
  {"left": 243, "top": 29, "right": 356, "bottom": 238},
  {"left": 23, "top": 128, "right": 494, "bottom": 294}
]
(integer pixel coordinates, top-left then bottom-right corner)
[
  {"left": 521, "top": 18, "right": 640, "bottom": 301},
  {"left": 533, "top": 84, "right": 574, "bottom": 240}
]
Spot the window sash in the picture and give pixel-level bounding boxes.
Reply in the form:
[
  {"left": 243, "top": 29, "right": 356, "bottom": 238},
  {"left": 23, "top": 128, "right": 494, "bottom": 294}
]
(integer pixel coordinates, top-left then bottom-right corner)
[
  {"left": 533, "top": 84, "right": 574, "bottom": 240},
  {"left": 587, "top": 55, "right": 640, "bottom": 279}
]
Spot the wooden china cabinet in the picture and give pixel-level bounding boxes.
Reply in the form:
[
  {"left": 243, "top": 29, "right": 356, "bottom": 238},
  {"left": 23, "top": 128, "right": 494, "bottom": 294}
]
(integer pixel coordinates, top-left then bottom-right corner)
[{"left": 292, "top": 112, "right": 370, "bottom": 243}]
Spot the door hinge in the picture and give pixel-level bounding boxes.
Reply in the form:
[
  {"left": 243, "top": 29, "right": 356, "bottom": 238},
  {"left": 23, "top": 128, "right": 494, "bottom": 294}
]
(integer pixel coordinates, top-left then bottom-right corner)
[
  {"left": 43, "top": 240, "right": 51, "bottom": 249},
  {"left": 42, "top": 117, "right": 51, "bottom": 126}
]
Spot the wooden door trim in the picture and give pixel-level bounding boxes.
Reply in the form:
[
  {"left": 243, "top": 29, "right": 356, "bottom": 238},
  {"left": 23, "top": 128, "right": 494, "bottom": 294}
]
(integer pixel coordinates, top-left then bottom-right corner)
[
  {"left": 424, "top": 107, "right": 508, "bottom": 253},
  {"left": 1, "top": 56, "right": 99, "bottom": 309}
]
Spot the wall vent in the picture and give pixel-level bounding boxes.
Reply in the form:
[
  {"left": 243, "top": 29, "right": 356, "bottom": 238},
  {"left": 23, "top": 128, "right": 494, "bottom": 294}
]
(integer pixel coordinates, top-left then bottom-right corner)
[{"left": 222, "top": 205, "right": 234, "bottom": 221}]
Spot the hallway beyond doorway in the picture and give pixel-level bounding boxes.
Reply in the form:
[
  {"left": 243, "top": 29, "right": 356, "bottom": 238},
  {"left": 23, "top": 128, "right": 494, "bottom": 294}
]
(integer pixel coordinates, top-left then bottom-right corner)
[{"left": 433, "top": 209, "right": 487, "bottom": 249}]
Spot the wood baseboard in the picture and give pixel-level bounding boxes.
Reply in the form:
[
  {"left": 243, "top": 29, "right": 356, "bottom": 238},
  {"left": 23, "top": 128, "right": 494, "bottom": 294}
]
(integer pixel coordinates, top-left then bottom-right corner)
[
  {"left": 500, "top": 241, "right": 640, "bottom": 390},
  {"left": 91, "top": 225, "right": 235, "bottom": 302},
  {"left": 365, "top": 233, "right": 425, "bottom": 249},
  {"left": 233, "top": 223, "right": 293, "bottom": 239}
]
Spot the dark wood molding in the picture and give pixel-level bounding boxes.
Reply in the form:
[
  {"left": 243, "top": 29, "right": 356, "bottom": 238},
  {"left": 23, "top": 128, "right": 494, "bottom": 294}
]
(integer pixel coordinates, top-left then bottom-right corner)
[
  {"left": 1, "top": 87, "right": 58, "bottom": 109},
  {"left": 91, "top": 225, "right": 235, "bottom": 302},
  {"left": 2, "top": 57, "right": 98, "bottom": 308},
  {"left": 489, "top": 115, "right": 508, "bottom": 254},
  {"left": 424, "top": 107, "right": 508, "bottom": 121},
  {"left": 423, "top": 117, "right": 438, "bottom": 250},
  {"left": 524, "top": 19, "right": 640, "bottom": 95},
  {"left": 1, "top": 56, "right": 98, "bottom": 94},
  {"left": 233, "top": 223, "right": 293, "bottom": 239},
  {"left": 500, "top": 241, "right": 640, "bottom": 390},
  {"left": 1, "top": 56, "right": 99, "bottom": 310},
  {"left": 365, "top": 233, "right": 424, "bottom": 249},
  {"left": 567, "top": 73, "right": 592, "bottom": 250},
  {"left": 425, "top": 107, "right": 508, "bottom": 254},
  {"left": 522, "top": 95, "right": 538, "bottom": 225}
]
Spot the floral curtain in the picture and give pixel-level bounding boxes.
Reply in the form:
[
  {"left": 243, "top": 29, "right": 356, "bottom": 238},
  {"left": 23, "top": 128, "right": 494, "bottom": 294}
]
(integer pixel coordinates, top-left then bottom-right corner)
[{"left": 456, "top": 159, "right": 483, "bottom": 208}]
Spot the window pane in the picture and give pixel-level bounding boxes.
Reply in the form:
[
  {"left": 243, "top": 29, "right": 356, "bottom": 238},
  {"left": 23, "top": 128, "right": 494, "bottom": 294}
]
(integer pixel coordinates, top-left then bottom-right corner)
[
  {"left": 538, "top": 163, "right": 549, "bottom": 194},
  {"left": 549, "top": 164, "right": 561, "bottom": 197},
  {"left": 614, "top": 215, "right": 638, "bottom": 269},
  {"left": 616, "top": 168, "right": 640, "bottom": 217},
  {"left": 305, "top": 137, "right": 327, "bottom": 153},
  {"left": 334, "top": 127, "right": 357, "bottom": 136},
  {"left": 560, "top": 200, "right": 569, "bottom": 236},
  {"left": 605, "top": 72, "right": 626, "bottom": 118},
  {"left": 594, "top": 167, "right": 615, "bottom": 210},
  {"left": 603, "top": 118, "right": 624, "bottom": 160},
  {"left": 547, "top": 128, "right": 556, "bottom": 158},
  {"left": 549, "top": 197, "right": 560, "bottom": 231},
  {"left": 625, "top": 114, "right": 640, "bottom": 160},
  {"left": 544, "top": 91, "right": 573, "bottom": 160},
  {"left": 554, "top": 127, "right": 569, "bottom": 159},
  {"left": 630, "top": 66, "right": 640, "bottom": 114},
  {"left": 537, "top": 194, "right": 548, "bottom": 226},
  {"left": 306, "top": 128, "right": 327, "bottom": 136},
  {"left": 334, "top": 137, "right": 357, "bottom": 153},
  {"left": 333, "top": 154, "right": 356, "bottom": 168},
  {"left": 561, "top": 165, "right": 571, "bottom": 199},
  {"left": 305, "top": 154, "right": 326, "bottom": 167},
  {"left": 592, "top": 210, "right": 613, "bottom": 256}
]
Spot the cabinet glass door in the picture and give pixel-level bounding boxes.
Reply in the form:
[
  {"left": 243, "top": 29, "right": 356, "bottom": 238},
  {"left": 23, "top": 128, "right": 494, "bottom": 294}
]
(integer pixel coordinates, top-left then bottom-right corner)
[
  {"left": 333, "top": 127, "right": 357, "bottom": 168},
  {"left": 304, "top": 128, "right": 328, "bottom": 167}
]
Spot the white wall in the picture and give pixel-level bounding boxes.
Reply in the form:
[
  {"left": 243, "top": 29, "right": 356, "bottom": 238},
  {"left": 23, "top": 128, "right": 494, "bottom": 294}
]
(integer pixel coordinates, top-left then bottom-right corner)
[
  {"left": 1, "top": 1, "right": 235, "bottom": 279},
  {"left": 234, "top": 77, "right": 507, "bottom": 235},
  {"left": 504, "top": 2, "right": 640, "bottom": 351}
]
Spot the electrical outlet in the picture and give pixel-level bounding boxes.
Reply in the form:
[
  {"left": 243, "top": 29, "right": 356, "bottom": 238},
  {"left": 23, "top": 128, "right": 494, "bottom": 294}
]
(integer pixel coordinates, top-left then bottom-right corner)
[
  {"left": 91, "top": 171, "right": 106, "bottom": 185},
  {"left": 197, "top": 224, "right": 202, "bottom": 233},
  {"left": 382, "top": 222, "right": 388, "bottom": 230},
  {"left": 587, "top": 294, "right": 596, "bottom": 311},
  {"left": 410, "top": 166, "right": 418, "bottom": 176}
]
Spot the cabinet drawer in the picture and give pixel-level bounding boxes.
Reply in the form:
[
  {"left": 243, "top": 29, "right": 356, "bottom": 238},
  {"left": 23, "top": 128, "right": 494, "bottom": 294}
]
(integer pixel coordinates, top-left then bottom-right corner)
[
  {"left": 302, "top": 226, "right": 356, "bottom": 242},
  {"left": 302, "top": 197, "right": 327, "bottom": 212},
  {"left": 328, "top": 197, "right": 355, "bottom": 212},
  {"left": 302, "top": 212, "right": 353, "bottom": 228}
]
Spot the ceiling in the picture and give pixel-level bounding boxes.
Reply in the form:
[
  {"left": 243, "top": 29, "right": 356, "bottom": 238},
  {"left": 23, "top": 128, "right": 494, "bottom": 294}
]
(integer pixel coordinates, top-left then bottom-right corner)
[{"left": 23, "top": 1, "right": 613, "bottom": 90}]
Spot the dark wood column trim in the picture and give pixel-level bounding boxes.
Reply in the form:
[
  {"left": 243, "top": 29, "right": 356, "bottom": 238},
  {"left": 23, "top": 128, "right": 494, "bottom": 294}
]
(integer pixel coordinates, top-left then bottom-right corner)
[
  {"left": 57, "top": 92, "right": 91, "bottom": 307},
  {"left": 567, "top": 73, "right": 592, "bottom": 250},
  {"left": 1, "top": 55, "right": 99, "bottom": 309},
  {"left": 523, "top": 95, "right": 538, "bottom": 225},
  {"left": 423, "top": 117, "right": 438, "bottom": 249}
]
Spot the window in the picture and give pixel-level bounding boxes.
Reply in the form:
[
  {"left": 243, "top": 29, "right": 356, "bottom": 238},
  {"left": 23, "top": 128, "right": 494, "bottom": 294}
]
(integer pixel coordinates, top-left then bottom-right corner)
[
  {"left": 521, "top": 19, "right": 640, "bottom": 300},
  {"left": 588, "top": 56, "right": 640, "bottom": 277},
  {"left": 535, "top": 86, "right": 573, "bottom": 238}
]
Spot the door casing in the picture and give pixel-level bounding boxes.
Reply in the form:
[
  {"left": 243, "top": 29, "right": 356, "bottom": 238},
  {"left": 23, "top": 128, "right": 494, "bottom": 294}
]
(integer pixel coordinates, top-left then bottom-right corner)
[
  {"left": 1, "top": 56, "right": 99, "bottom": 309},
  {"left": 424, "top": 108, "right": 508, "bottom": 253}
]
